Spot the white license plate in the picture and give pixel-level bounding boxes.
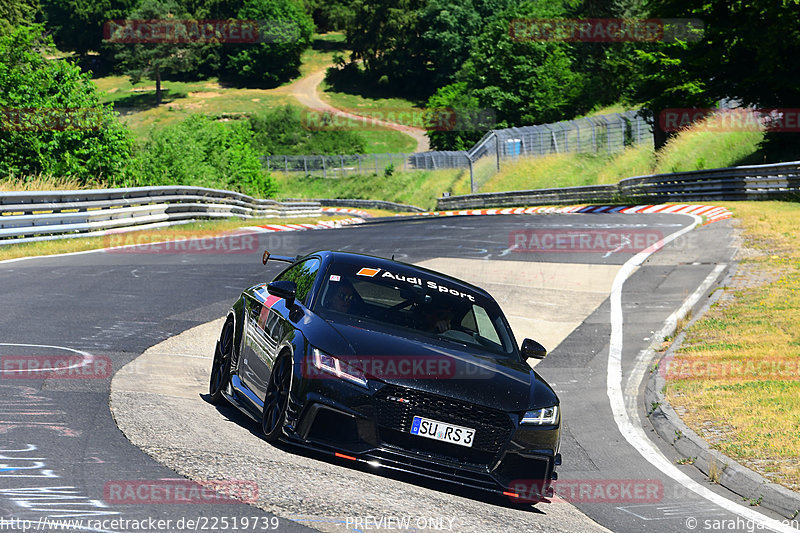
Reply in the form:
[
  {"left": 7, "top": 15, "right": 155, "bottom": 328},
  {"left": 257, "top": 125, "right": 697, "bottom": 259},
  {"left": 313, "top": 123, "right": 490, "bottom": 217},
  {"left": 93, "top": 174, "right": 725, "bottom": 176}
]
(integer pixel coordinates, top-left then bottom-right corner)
[{"left": 410, "top": 416, "right": 475, "bottom": 448}]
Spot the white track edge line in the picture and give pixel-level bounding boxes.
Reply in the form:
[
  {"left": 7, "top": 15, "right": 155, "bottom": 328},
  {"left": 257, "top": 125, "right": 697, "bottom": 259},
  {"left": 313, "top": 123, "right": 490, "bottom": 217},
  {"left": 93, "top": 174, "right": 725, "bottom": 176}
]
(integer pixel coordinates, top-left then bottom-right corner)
[{"left": 607, "top": 216, "right": 796, "bottom": 532}]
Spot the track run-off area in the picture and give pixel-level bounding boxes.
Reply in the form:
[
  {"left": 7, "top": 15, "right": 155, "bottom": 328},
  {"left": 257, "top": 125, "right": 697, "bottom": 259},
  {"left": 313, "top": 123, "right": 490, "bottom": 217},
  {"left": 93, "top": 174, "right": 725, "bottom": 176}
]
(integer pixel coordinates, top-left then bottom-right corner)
[{"left": 1, "top": 210, "right": 797, "bottom": 533}]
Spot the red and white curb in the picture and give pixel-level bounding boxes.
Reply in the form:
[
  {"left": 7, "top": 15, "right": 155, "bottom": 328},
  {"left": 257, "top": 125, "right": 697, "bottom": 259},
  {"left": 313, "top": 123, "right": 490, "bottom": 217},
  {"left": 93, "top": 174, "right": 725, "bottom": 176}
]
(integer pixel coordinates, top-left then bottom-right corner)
[
  {"left": 241, "top": 217, "right": 365, "bottom": 234},
  {"left": 321, "top": 206, "right": 372, "bottom": 218},
  {"left": 404, "top": 204, "right": 733, "bottom": 225}
]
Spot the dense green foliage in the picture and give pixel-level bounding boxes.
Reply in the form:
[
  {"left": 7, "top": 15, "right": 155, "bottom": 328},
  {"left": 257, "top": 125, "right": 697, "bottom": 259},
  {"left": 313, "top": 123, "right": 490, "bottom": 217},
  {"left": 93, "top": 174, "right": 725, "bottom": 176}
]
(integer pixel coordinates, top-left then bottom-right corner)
[
  {"left": 6, "top": 0, "right": 800, "bottom": 189},
  {"left": 0, "top": 26, "right": 134, "bottom": 182},
  {"left": 129, "top": 115, "right": 275, "bottom": 197},
  {"left": 248, "top": 105, "right": 366, "bottom": 155},
  {"left": 634, "top": 0, "right": 800, "bottom": 155},
  {"left": 0, "top": 0, "right": 40, "bottom": 36},
  {"left": 39, "top": 0, "right": 136, "bottom": 57},
  {"left": 223, "top": 0, "right": 314, "bottom": 86}
]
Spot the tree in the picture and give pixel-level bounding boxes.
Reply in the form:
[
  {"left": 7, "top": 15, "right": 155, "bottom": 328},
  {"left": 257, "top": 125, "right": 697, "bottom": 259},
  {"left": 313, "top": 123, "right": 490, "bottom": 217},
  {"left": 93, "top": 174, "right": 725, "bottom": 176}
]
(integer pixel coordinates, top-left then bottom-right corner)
[
  {"left": 1, "top": 0, "right": 39, "bottom": 36},
  {"left": 631, "top": 0, "right": 800, "bottom": 153},
  {"left": 110, "top": 0, "right": 197, "bottom": 105},
  {"left": 344, "top": 0, "right": 428, "bottom": 94},
  {"left": 39, "top": 0, "right": 136, "bottom": 56},
  {"left": 456, "top": 1, "right": 585, "bottom": 127},
  {"left": 425, "top": 82, "right": 493, "bottom": 151},
  {"left": 222, "top": 0, "right": 314, "bottom": 86},
  {"left": 0, "top": 26, "right": 133, "bottom": 181}
]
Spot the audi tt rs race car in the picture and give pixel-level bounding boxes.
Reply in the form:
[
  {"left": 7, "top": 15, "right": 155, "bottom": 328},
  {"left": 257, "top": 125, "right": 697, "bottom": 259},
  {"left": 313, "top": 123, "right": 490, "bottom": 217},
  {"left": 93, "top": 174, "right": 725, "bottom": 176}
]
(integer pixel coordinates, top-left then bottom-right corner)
[{"left": 209, "top": 250, "right": 561, "bottom": 501}]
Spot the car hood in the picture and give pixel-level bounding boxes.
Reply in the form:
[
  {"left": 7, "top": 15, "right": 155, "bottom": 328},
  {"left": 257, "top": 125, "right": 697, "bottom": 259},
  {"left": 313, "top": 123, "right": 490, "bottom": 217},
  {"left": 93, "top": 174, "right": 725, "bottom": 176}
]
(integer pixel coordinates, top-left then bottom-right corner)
[{"left": 318, "top": 319, "right": 558, "bottom": 413}]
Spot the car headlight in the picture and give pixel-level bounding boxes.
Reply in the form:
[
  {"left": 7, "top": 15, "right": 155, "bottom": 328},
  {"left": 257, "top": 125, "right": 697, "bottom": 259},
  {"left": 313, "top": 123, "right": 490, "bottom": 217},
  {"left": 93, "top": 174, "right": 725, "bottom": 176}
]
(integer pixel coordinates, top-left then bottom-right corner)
[
  {"left": 521, "top": 406, "right": 558, "bottom": 425},
  {"left": 312, "top": 348, "right": 368, "bottom": 388}
]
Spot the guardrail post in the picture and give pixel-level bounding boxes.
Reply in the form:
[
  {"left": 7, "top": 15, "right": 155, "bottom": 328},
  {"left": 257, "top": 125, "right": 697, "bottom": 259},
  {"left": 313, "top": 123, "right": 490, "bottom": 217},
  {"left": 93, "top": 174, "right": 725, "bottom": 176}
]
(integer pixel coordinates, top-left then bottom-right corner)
[
  {"left": 495, "top": 132, "right": 501, "bottom": 172},
  {"left": 303, "top": 156, "right": 307, "bottom": 174},
  {"left": 357, "top": 155, "right": 361, "bottom": 174},
  {"left": 323, "top": 156, "right": 327, "bottom": 178},
  {"left": 375, "top": 154, "right": 378, "bottom": 174},
  {"left": 468, "top": 156, "right": 475, "bottom": 193},
  {"left": 340, "top": 155, "right": 345, "bottom": 177},
  {"left": 284, "top": 156, "right": 288, "bottom": 173}
]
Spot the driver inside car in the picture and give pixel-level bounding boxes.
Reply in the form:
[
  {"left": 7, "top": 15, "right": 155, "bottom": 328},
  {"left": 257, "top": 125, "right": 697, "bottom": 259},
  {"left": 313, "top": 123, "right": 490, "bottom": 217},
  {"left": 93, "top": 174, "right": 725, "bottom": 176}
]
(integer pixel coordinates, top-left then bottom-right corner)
[
  {"left": 326, "top": 279, "right": 357, "bottom": 314},
  {"left": 420, "top": 304, "right": 454, "bottom": 333}
]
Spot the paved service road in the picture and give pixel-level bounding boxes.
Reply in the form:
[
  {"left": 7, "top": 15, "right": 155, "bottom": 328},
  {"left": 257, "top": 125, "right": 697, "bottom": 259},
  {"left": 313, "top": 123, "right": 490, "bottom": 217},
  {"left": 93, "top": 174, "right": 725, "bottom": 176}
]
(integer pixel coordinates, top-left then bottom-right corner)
[{"left": 1, "top": 214, "right": 794, "bottom": 532}]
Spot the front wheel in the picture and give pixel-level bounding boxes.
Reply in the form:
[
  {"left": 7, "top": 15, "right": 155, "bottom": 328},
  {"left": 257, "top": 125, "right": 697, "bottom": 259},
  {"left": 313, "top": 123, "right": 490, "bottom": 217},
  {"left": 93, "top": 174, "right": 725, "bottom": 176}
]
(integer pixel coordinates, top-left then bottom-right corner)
[
  {"left": 209, "top": 319, "right": 234, "bottom": 404},
  {"left": 261, "top": 355, "right": 291, "bottom": 442}
]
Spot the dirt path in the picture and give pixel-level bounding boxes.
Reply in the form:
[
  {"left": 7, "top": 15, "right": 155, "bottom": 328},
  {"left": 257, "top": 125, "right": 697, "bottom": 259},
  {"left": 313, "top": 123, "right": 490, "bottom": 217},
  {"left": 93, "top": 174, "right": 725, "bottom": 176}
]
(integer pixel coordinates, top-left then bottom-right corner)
[{"left": 281, "top": 68, "right": 430, "bottom": 153}]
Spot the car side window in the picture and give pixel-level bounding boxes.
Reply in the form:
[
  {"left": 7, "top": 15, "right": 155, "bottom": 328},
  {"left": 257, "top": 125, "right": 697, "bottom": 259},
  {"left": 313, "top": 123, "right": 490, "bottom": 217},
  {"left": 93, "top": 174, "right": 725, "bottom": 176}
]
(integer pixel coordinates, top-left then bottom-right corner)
[{"left": 275, "top": 258, "right": 320, "bottom": 306}]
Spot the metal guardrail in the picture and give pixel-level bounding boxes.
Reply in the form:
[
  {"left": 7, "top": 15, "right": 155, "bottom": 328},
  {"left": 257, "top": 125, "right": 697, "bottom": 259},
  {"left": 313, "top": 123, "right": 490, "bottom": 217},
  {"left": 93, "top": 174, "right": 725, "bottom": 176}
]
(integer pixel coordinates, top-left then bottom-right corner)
[
  {"left": 0, "top": 186, "right": 321, "bottom": 245},
  {"left": 436, "top": 161, "right": 800, "bottom": 209},
  {"left": 314, "top": 198, "right": 425, "bottom": 213}
]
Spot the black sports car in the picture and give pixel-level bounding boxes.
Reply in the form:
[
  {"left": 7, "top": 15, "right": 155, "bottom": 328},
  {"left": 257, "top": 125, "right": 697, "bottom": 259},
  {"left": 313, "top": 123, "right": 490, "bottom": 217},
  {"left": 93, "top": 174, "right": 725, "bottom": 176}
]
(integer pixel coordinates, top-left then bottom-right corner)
[{"left": 209, "top": 250, "right": 561, "bottom": 502}]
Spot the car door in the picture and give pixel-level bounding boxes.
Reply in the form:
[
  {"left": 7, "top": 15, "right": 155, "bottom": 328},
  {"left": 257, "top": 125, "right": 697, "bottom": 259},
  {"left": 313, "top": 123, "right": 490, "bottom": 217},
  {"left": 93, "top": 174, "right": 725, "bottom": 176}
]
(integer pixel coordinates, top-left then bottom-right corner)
[{"left": 240, "top": 258, "right": 321, "bottom": 400}]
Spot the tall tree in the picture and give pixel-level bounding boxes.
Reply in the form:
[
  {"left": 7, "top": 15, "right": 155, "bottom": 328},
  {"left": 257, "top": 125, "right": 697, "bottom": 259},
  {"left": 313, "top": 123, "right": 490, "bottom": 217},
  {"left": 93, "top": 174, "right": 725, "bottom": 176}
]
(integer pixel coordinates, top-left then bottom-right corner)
[
  {"left": 109, "top": 0, "right": 197, "bottom": 105},
  {"left": 456, "top": 1, "right": 585, "bottom": 126},
  {"left": 631, "top": 0, "right": 800, "bottom": 153}
]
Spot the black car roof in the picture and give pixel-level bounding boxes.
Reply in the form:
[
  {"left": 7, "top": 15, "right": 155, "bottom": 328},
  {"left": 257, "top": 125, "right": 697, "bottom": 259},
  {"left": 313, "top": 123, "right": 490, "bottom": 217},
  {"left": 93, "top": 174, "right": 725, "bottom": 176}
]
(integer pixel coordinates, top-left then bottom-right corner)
[{"left": 310, "top": 250, "right": 494, "bottom": 302}]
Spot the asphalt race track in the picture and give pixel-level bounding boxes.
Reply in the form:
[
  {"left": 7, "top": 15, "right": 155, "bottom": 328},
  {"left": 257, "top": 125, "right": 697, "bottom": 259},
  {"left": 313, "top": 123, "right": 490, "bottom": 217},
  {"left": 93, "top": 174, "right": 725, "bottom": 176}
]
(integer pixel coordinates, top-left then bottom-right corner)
[{"left": 0, "top": 213, "right": 795, "bottom": 533}]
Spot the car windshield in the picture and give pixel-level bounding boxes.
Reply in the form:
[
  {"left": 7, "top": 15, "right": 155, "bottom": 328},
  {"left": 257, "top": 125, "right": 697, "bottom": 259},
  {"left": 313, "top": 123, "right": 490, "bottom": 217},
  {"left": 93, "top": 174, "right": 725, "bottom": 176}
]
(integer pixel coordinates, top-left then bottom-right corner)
[{"left": 313, "top": 262, "right": 517, "bottom": 356}]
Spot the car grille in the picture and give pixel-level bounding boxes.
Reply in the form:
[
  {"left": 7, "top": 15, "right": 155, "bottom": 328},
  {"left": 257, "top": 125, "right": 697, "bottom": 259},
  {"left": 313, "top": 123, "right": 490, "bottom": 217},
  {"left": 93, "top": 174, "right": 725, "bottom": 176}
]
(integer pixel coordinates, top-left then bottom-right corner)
[{"left": 374, "top": 385, "right": 514, "bottom": 465}]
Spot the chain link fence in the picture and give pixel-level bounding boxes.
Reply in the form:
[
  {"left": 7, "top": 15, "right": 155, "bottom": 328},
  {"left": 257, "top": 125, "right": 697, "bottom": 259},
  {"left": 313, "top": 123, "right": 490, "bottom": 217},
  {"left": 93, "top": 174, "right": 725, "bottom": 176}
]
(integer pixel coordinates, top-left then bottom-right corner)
[
  {"left": 262, "top": 153, "right": 413, "bottom": 178},
  {"left": 264, "top": 110, "right": 653, "bottom": 191}
]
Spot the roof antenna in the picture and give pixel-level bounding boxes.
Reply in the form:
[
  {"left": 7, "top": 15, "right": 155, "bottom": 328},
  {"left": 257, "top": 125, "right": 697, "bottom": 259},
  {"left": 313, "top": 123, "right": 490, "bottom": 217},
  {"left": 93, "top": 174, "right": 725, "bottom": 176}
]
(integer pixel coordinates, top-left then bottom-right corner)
[{"left": 391, "top": 254, "right": 395, "bottom": 260}]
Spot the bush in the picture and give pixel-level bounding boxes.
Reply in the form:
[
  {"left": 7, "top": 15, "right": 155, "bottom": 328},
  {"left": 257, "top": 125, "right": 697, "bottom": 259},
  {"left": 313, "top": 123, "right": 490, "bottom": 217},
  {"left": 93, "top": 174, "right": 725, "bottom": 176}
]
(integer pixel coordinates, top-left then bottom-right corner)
[
  {"left": 0, "top": 26, "right": 134, "bottom": 183},
  {"left": 129, "top": 115, "right": 275, "bottom": 198},
  {"left": 249, "top": 105, "right": 366, "bottom": 155}
]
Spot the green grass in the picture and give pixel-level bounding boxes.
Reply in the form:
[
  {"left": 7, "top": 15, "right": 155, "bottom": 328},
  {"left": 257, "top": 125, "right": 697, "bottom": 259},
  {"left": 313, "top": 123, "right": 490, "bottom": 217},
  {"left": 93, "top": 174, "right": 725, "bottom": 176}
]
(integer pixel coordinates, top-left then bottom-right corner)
[
  {"left": 95, "top": 75, "right": 296, "bottom": 140},
  {"left": 92, "top": 32, "right": 417, "bottom": 152},
  {"left": 482, "top": 119, "right": 765, "bottom": 193},
  {"left": 274, "top": 168, "right": 471, "bottom": 210},
  {"left": 665, "top": 201, "right": 800, "bottom": 491}
]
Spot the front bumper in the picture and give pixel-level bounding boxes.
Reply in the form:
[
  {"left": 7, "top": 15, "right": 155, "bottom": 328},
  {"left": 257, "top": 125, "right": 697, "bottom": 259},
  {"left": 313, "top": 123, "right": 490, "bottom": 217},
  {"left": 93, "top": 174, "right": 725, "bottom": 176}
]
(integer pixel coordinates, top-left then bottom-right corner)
[{"left": 287, "top": 379, "right": 561, "bottom": 499}]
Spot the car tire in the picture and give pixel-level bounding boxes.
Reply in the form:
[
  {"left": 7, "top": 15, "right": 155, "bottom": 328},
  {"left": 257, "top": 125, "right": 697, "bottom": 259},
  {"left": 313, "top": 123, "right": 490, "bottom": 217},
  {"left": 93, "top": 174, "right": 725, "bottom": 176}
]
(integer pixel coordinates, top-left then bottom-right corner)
[
  {"left": 261, "top": 354, "right": 291, "bottom": 442},
  {"left": 209, "top": 318, "right": 234, "bottom": 404}
]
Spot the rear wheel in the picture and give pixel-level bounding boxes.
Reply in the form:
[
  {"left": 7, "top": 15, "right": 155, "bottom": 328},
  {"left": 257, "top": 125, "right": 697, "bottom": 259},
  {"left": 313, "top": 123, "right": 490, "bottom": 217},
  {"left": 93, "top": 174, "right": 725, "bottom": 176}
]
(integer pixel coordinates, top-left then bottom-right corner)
[
  {"left": 261, "top": 355, "right": 291, "bottom": 442},
  {"left": 209, "top": 319, "right": 234, "bottom": 404}
]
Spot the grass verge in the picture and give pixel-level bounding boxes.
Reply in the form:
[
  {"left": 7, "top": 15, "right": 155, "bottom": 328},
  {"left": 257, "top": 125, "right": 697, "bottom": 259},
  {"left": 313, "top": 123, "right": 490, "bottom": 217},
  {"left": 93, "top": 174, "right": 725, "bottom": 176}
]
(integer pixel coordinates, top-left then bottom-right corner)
[
  {"left": 664, "top": 201, "right": 800, "bottom": 492},
  {"left": 273, "top": 168, "right": 471, "bottom": 210},
  {"left": 482, "top": 120, "right": 765, "bottom": 192}
]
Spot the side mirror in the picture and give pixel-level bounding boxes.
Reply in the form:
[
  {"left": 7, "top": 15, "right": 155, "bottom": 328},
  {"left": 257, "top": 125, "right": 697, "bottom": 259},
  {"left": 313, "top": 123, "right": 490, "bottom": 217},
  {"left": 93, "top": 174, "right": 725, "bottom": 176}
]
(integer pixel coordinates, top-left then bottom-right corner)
[
  {"left": 521, "top": 338, "right": 547, "bottom": 359},
  {"left": 267, "top": 280, "right": 297, "bottom": 307}
]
